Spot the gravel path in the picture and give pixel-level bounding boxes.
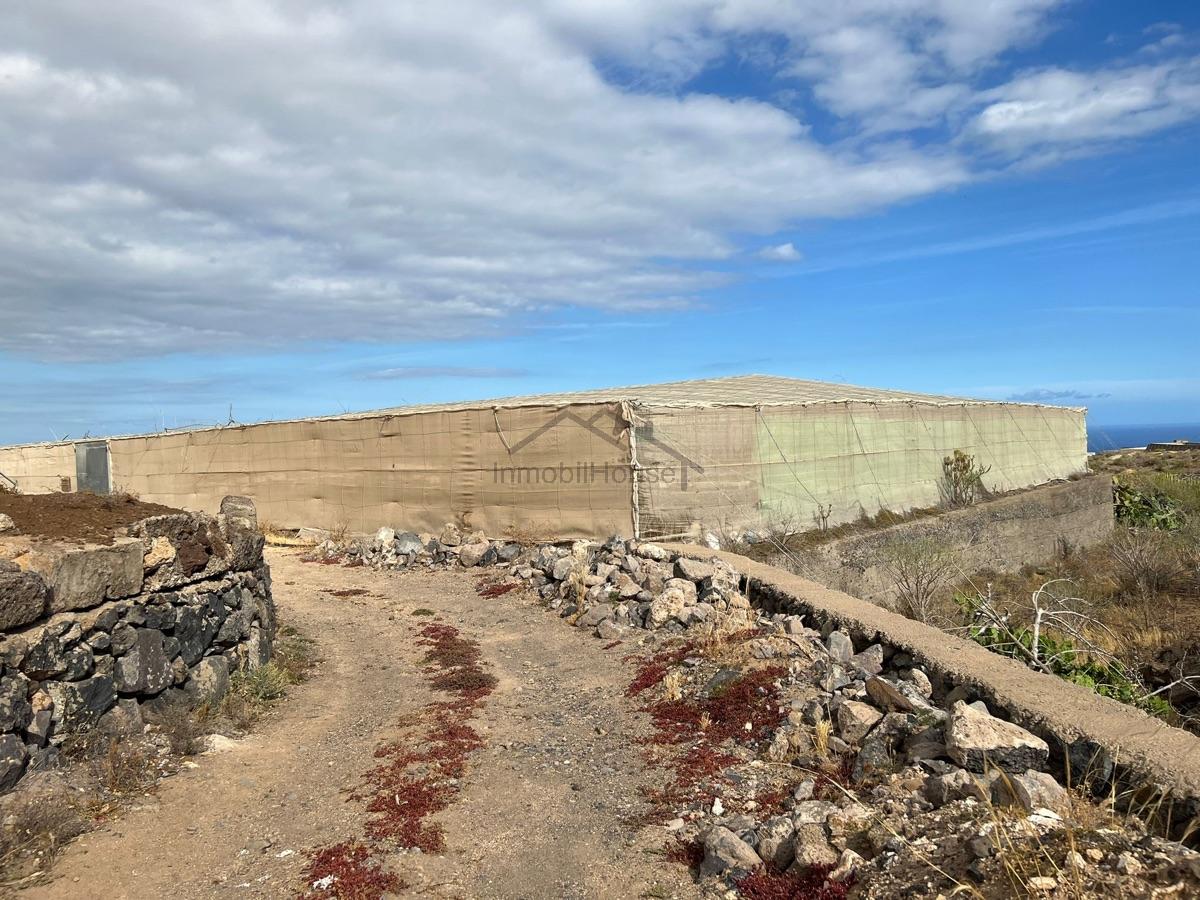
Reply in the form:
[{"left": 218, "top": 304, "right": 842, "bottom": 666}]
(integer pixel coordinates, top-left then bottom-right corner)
[{"left": 22, "top": 548, "right": 699, "bottom": 900}]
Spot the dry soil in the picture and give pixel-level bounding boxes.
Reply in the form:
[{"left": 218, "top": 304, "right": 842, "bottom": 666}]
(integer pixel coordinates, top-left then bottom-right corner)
[{"left": 19, "top": 548, "right": 701, "bottom": 900}]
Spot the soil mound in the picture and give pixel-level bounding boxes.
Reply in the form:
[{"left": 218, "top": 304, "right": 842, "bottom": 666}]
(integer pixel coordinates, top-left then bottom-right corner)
[{"left": 0, "top": 491, "right": 181, "bottom": 544}]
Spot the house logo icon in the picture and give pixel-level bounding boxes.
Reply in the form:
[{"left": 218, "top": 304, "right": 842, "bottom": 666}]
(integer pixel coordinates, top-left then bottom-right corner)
[{"left": 503, "top": 407, "right": 704, "bottom": 490}]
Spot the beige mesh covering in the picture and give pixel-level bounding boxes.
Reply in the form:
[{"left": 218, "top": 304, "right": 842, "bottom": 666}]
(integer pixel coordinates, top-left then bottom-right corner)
[
  {"left": 636, "top": 401, "right": 1085, "bottom": 538},
  {"left": 0, "top": 443, "right": 74, "bottom": 494},
  {"left": 0, "top": 375, "right": 1087, "bottom": 539}
]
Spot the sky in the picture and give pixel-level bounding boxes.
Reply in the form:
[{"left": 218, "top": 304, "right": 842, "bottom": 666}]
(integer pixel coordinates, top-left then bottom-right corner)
[{"left": 1, "top": 0, "right": 1198, "bottom": 446}]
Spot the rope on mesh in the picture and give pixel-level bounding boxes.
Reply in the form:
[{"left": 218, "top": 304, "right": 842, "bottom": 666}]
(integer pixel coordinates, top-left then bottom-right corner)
[
  {"left": 753, "top": 406, "right": 825, "bottom": 510},
  {"left": 1033, "top": 406, "right": 1086, "bottom": 472},
  {"left": 638, "top": 421, "right": 817, "bottom": 576},
  {"left": 620, "top": 400, "right": 642, "bottom": 540},
  {"left": 1001, "top": 406, "right": 1059, "bottom": 484},
  {"left": 845, "top": 402, "right": 890, "bottom": 512},
  {"left": 492, "top": 406, "right": 513, "bottom": 454}
]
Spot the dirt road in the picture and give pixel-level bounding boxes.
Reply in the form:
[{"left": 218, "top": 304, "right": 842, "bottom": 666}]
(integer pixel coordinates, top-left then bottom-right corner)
[{"left": 23, "top": 549, "right": 698, "bottom": 900}]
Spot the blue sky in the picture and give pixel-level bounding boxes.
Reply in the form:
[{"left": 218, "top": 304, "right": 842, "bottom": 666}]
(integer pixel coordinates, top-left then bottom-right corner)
[{"left": 2, "top": 1, "right": 1198, "bottom": 445}]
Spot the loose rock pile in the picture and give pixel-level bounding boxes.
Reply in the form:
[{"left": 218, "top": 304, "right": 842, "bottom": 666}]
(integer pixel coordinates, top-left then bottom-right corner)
[
  {"left": 0, "top": 500, "right": 274, "bottom": 792},
  {"left": 314, "top": 525, "right": 1200, "bottom": 897}
]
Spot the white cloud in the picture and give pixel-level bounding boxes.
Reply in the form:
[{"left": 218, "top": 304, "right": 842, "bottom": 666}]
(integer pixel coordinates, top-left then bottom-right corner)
[
  {"left": 757, "top": 242, "right": 803, "bottom": 261},
  {"left": 973, "top": 57, "right": 1200, "bottom": 151},
  {"left": 0, "top": 2, "right": 1198, "bottom": 361}
]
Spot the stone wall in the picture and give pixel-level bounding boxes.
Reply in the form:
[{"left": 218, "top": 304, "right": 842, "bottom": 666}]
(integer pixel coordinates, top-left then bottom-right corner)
[
  {"left": 0, "top": 500, "right": 273, "bottom": 791},
  {"left": 768, "top": 475, "right": 1114, "bottom": 608}
]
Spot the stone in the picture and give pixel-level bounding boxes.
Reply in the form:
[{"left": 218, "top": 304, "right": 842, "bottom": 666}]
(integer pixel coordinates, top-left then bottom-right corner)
[
  {"left": 439, "top": 524, "right": 462, "bottom": 547},
  {"left": 674, "top": 557, "right": 715, "bottom": 583},
  {"left": 850, "top": 644, "right": 884, "bottom": 676},
  {"left": 595, "top": 619, "right": 627, "bottom": 641},
  {"left": 0, "top": 734, "right": 28, "bottom": 791},
  {"left": 26, "top": 690, "right": 53, "bottom": 746},
  {"left": 374, "top": 526, "right": 397, "bottom": 546},
  {"left": 790, "top": 823, "right": 839, "bottom": 869},
  {"left": 826, "top": 631, "right": 853, "bottom": 663},
  {"left": 634, "top": 543, "right": 669, "bottom": 562},
  {"left": 0, "top": 513, "right": 14, "bottom": 534},
  {"left": 457, "top": 542, "right": 490, "bottom": 567},
  {"left": 945, "top": 701, "right": 1049, "bottom": 773},
  {"left": 395, "top": 532, "right": 425, "bottom": 555},
  {"left": 29, "top": 540, "right": 144, "bottom": 613},
  {"left": 97, "top": 698, "right": 144, "bottom": 736},
  {"left": 865, "top": 676, "right": 915, "bottom": 713},
  {"left": 549, "top": 557, "right": 575, "bottom": 581},
  {"left": 646, "top": 589, "right": 687, "bottom": 630},
  {"left": 837, "top": 700, "right": 883, "bottom": 744},
  {"left": 142, "top": 536, "right": 177, "bottom": 571},
  {"left": 700, "top": 826, "right": 762, "bottom": 876},
  {"left": 791, "top": 800, "right": 839, "bottom": 826},
  {"left": 219, "top": 495, "right": 258, "bottom": 531},
  {"left": 577, "top": 604, "right": 612, "bottom": 628},
  {"left": 46, "top": 674, "right": 115, "bottom": 731},
  {"left": 905, "top": 668, "right": 934, "bottom": 698},
  {"left": 830, "top": 848, "right": 865, "bottom": 882},
  {"left": 924, "top": 768, "right": 993, "bottom": 807},
  {"left": 114, "top": 629, "right": 174, "bottom": 695},
  {"left": 0, "top": 569, "right": 48, "bottom": 630},
  {"left": 755, "top": 816, "right": 796, "bottom": 870},
  {"left": 0, "top": 674, "right": 32, "bottom": 732},
  {"left": 22, "top": 630, "right": 68, "bottom": 680},
  {"left": 185, "top": 655, "right": 230, "bottom": 702},
  {"left": 991, "top": 770, "right": 1068, "bottom": 814}
]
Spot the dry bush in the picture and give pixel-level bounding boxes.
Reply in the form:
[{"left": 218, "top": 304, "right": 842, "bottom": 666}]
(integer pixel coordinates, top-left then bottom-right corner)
[
  {"left": 273, "top": 624, "right": 320, "bottom": 683},
  {"left": 503, "top": 520, "right": 557, "bottom": 547},
  {"left": 149, "top": 701, "right": 206, "bottom": 756},
  {"left": 0, "top": 788, "right": 88, "bottom": 886},
  {"left": 882, "top": 536, "right": 955, "bottom": 624},
  {"left": 328, "top": 521, "right": 351, "bottom": 545},
  {"left": 1108, "top": 527, "right": 1189, "bottom": 609}
]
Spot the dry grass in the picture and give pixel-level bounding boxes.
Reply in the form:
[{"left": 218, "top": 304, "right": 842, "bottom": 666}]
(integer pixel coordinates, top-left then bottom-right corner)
[
  {"left": 503, "top": 520, "right": 558, "bottom": 547},
  {"left": 0, "top": 791, "right": 88, "bottom": 888}
]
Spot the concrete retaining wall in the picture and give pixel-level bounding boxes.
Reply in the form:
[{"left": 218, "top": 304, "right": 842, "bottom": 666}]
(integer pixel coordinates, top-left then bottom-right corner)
[
  {"left": 767, "top": 475, "right": 1113, "bottom": 608},
  {"left": 0, "top": 507, "right": 274, "bottom": 792},
  {"left": 664, "top": 542, "right": 1200, "bottom": 840}
]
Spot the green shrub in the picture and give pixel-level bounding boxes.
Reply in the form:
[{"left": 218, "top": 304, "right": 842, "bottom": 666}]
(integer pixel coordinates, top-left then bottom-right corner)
[{"left": 1114, "top": 475, "right": 1185, "bottom": 530}]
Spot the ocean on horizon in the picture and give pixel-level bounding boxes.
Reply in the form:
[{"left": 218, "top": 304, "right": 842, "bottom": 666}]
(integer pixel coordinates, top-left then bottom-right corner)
[{"left": 1088, "top": 423, "right": 1200, "bottom": 453}]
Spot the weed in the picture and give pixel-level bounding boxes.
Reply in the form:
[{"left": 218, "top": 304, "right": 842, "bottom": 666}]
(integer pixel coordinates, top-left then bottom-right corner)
[
  {"left": 881, "top": 536, "right": 954, "bottom": 624},
  {"left": 151, "top": 701, "right": 207, "bottom": 756},
  {"left": 274, "top": 625, "right": 320, "bottom": 684},
  {"left": 411, "top": 607, "right": 436, "bottom": 616},
  {"left": 325, "top": 588, "right": 368, "bottom": 598},
  {"left": 0, "top": 792, "right": 87, "bottom": 885},
  {"left": 625, "top": 642, "right": 696, "bottom": 698},
  {"left": 664, "top": 837, "right": 705, "bottom": 871},
  {"left": 736, "top": 864, "right": 851, "bottom": 900},
  {"left": 304, "top": 840, "right": 405, "bottom": 899},
  {"left": 476, "top": 581, "right": 519, "bottom": 598}
]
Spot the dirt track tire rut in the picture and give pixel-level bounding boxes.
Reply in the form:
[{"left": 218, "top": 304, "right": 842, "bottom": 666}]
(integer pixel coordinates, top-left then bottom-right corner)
[{"left": 20, "top": 550, "right": 699, "bottom": 900}]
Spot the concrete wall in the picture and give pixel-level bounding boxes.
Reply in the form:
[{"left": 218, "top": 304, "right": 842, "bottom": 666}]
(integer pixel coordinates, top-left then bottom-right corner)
[
  {"left": 663, "top": 542, "right": 1200, "bottom": 840},
  {"left": 765, "top": 475, "right": 1114, "bottom": 609}
]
